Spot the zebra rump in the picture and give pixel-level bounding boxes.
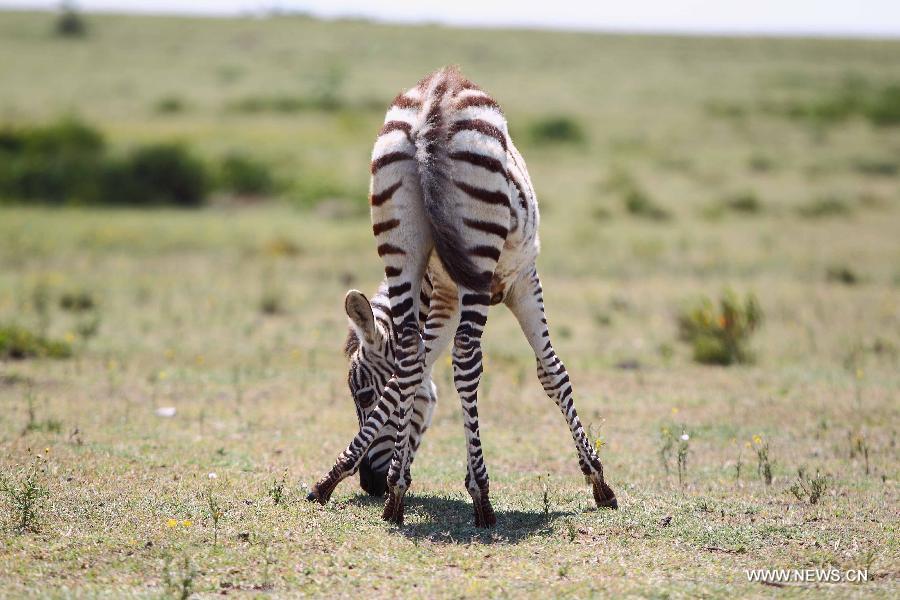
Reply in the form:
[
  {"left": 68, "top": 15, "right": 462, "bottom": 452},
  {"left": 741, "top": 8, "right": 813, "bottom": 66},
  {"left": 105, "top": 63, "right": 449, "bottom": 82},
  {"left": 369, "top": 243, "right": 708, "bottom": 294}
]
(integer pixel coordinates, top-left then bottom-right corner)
[{"left": 413, "top": 68, "right": 489, "bottom": 293}]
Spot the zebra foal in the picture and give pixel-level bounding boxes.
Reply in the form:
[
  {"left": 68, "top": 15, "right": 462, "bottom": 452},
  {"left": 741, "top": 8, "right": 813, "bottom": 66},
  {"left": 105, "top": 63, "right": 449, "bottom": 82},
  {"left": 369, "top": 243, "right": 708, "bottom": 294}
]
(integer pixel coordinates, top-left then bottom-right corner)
[{"left": 307, "top": 66, "right": 617, "bottom": 527}]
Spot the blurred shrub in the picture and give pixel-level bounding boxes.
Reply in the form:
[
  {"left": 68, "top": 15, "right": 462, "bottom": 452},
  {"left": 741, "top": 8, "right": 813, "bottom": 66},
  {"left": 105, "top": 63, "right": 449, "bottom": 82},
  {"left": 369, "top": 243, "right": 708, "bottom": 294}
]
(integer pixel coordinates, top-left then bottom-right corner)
[
  {"left": 0, "top": 324, "right": 72, "bottom": 360},
  {"left": 259, "top": 289, "right": 285, "bottom": 315},
  {"left": 722, "top": 190, "right": 763, "bottom": 214},
  {"left": 228, "top": 95, "right": 309, "bottom": 114},
  {"left": 290, "top": 177, "right": 366, "bottom": 216},
  {"left": 54, "top": 3, "right": 87, "bottom": 38},
  {"left": 528, "top": 115, "right": 586, "bottom": 145},
  {"left": 704, "top": 101, "right": 746, "bottom": 119},
  {"left": 102, "top": 144, "right": 208, "bottom": 206},
  {"left": 778, "top": 78, "right": 900, "bottom": 128},
  {"left": 218, "top": 153, "right": 277, "bottom": 196},
  {"left": 852, "top": 156, "right": 898, "bottom": 177},
  {"left": 605, "top": 168, "right": 670, "bottom": 221},
  {"left": 747, "top": 153, "right": 776, "bottom": 173},
  {"left": 591, "top": 205, "right": 613, "bottom": 221},
  {"left": 0, "top": 118, "right": 105, "bottom": 203},
  {"left": 796, "top": 195, "right": 851, "bottom": 218},
  {"left": 826, "top": 265, "right": 860, "bottom": 285},
  {"left": 865, "top": 84, "right": 900, "bottom": 126},
  {"left": 59, "top": 289, "right": 96, "bottom": 312},
  {"left": 260, "top": 236, "right": 302, "bottom": 257},
  {"left": 677, "top": 291, "right": 762, "bottom": 366},
  {"left": 229, "top": 65, "right": 349, "bottom": 114},
  {"left": 0, "top": 120, "right": 209, "bottom": 206},
  {"left": 784, "top": 86, "right": 860, "bottom": 125},
  {"left": 624, "top": 188, "right": 669, "bottom": 221},
  {"left": 154, "top": 96, "right": 187, "bottom": 114}
]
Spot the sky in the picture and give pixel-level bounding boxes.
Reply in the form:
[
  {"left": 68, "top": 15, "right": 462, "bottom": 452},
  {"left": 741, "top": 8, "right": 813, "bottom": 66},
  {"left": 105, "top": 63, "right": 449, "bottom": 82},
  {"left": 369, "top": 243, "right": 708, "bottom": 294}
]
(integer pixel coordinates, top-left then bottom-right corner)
[{"left": 1, "top": 1, "right": 899, "bottom": 38}]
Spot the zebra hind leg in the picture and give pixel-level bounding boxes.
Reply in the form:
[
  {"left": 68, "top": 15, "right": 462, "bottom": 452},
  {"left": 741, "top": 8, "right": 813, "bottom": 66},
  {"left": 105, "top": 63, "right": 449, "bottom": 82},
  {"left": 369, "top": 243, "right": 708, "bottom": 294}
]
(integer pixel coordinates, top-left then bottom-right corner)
[
  {"left": 453, "top": 287, "right": 497, "bottom": 528},
  {"left": 506, "top": 269, "right": 618, "bottom": 510}
]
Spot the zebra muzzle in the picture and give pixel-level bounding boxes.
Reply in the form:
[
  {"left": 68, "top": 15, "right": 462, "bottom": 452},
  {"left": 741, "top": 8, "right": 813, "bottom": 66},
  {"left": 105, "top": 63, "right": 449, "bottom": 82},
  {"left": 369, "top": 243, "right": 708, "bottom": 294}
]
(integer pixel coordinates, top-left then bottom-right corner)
[{"left": 358, "top": 455, "right": 388, "bottom": 497}]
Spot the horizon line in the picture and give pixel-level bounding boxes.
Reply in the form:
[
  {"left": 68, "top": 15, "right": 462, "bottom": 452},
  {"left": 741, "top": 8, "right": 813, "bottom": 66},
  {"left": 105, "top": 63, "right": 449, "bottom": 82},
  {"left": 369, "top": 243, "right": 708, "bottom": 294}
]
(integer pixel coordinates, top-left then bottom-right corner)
[{"left": 1, "top": 6, "right": 899, "bottom": 41}]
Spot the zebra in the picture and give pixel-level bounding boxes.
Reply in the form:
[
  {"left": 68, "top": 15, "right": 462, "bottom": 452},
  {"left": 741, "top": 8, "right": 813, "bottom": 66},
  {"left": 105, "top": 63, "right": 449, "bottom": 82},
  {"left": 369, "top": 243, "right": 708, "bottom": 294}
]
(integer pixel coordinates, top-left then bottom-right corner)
[{"left": 307, "top": 66, "right": 617, "bottom": 527}]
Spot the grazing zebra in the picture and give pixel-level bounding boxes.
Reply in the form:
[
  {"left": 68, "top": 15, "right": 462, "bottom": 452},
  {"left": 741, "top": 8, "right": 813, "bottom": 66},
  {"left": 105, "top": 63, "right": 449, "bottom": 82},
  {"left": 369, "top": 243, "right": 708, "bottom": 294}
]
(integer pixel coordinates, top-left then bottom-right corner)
[{"left": 307, "top": 66, "right": 617, "bottom": 527}]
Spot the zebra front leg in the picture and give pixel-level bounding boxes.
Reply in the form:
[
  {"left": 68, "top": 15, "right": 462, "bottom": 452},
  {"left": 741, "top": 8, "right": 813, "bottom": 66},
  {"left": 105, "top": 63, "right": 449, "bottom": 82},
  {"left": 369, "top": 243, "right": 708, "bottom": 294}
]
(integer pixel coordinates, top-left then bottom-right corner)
[
  {"left": 453, "top": 289, "right": 497, "bottom": 528},
  {"left": 506, "top": 269, "right": 618, "bottom": 510},
  {"left": 307, "top": 377, "right": 404, "bottom": 504},
  {"left": 381, "top": 320, "right": 425, "bottom": 525},
  {"left": 398, "top": 279, "right": 458, "bottom": 484}
]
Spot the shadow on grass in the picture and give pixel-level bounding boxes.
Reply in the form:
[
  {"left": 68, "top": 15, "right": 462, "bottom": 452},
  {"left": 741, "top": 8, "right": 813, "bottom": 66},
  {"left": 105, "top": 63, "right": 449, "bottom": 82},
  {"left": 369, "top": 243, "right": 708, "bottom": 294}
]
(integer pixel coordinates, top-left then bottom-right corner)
[{"left": 346, "top": 492, "right": 574, "bottom": 544}]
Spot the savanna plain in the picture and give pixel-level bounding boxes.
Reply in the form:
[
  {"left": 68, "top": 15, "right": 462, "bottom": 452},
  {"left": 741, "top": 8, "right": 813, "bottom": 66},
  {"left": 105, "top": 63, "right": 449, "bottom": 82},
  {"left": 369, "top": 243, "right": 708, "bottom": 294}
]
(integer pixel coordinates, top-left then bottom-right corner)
[{"left": 0, "top": 10, "right": 898, "bottom": 598}]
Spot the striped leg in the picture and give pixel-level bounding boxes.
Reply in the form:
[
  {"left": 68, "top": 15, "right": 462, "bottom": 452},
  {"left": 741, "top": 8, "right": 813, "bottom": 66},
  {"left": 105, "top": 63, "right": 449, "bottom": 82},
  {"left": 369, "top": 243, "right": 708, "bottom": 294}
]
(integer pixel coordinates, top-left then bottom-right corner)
[
  {"left": 311, "top": 112, "right": 431, "bottom": 508},
  {"left": 454, "top": 286, "right": 498, "bottom": 528},
  {"left": 310, "top": 262, "right": 427, "bottom": 510},
  {"left": 383, "top": 273, "right": 459, "bottom": 523},
  {"left": 506, "top": 269, "right": 618, "bottom": 509}
]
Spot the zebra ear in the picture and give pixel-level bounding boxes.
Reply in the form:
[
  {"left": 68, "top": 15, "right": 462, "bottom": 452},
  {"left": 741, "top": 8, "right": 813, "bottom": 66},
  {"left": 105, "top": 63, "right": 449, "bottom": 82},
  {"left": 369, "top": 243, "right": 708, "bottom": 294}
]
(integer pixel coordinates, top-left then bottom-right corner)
[{"left": 344, "top": 290, "right": 377, "bottom": 345}]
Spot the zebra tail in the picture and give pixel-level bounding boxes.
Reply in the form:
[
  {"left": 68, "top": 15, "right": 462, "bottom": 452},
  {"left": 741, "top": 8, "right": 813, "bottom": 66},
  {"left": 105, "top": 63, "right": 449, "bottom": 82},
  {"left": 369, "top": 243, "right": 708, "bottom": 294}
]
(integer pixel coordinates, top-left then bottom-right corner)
[{"left": 413, "top": 70, "right": 488, "bottom": 293}]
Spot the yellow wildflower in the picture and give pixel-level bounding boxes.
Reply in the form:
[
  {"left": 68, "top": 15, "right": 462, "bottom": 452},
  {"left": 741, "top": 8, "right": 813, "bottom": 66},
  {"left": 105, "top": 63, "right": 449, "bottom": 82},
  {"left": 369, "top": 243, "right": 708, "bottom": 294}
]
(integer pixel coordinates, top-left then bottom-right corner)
[
  {"left": 671, "top": 407, "right": 679, "bottom": 416},
  {"left": 594, "top": 437, "right": 605, "bottom": 452},
  {"left": 752, "top": 435, "right": 762, "bottom": 445},
  {"left": 182, "top": 520, "right": 192, "bottom": 527},
  {"left": 166, "top": 518, "right": 178, "bottom": 528}
]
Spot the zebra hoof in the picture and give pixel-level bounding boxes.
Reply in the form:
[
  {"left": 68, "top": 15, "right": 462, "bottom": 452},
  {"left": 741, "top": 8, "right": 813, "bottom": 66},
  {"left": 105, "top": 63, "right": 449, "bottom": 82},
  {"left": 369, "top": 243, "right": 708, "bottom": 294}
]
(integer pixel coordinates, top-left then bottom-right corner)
[
  {"left": 307, "top": 479, "right": 337, "bottom": 505},
  {"left": 472, "top": 490, "right": 497, "bottom": 528},
  {"left": 591, "top": 477, "right": 618, "bottom": 510},
  {"left": 381, "top": 489, "right": 405, "bottom": 526}
]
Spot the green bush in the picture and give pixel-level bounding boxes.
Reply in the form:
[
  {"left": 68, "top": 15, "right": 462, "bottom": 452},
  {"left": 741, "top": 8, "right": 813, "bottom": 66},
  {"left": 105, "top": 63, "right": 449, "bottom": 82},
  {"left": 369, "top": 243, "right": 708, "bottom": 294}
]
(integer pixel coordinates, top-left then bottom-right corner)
[
  {"left": 722, "top": 191, "right": 763, "bottom": 214},
  {"left": 0, "top": 119, "right": 209, "bottom": 206},
  {"left": 228, "top": 95, "right": 308, "bottom": 114},
  {"left": 677, "top": 292, "right": 762, "bottom": 365},
  {"left": 623, "top": 187, "right": 669, "bottom": 221},
  {"left": 778, "top": 79, "right": 900, "bottom": 128},
  {"left": 796, "top": 195, "right": 852, "bottom": 218},
  {"left": 54, "top": 4, "right": 87, "bottom": 38},
  {"left": 59, "top": 289, "right": 96, "bottom": 312},
  {"left": 154, "top": 96, "right": 187, "bottom": 114},
  {"left": 0, "top": 325, "right": 72, "bottom": 360},
  {"left": 864, "top": 84, "right": 900, "bottom": 127},
  {"left": 826, "top": 265, "right": 860, "bottom": 285},
  {"left": 852, "top": 157, "right": 899, "bottom": 177},
  {"left": 528, "top": 115, "right": 586, "bottom": 145},
  {"left": 101, "top": 144, "right": 208, "bottom": 206},
  {"left": 218, "top": 153, "right": 277, "bottom": 196},
  {"left": 290, "top": 177, "right": 364, "bottom": 213},
  {"left": 604, "top": 168, "right": 669, "bottom": 221},
  {"left": 0, "top": 119, "right": 105, "bottom": 203},
  {"left": 747, "top": 153, "right": 775, "bottom": 173}
]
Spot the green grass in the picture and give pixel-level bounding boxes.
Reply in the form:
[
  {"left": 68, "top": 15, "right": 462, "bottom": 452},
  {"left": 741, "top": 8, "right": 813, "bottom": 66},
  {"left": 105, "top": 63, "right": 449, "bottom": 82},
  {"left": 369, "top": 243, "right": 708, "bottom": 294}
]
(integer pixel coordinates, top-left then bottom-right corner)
[{"left": 0, "top": 10, "right": 898, "bottom": 598}]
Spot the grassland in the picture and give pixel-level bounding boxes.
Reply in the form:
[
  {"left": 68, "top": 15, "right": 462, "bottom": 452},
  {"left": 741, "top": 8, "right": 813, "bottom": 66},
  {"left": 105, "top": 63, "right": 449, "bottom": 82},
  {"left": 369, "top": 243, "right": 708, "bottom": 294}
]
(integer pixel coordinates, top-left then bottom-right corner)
[{"left": 0, "top": 10, "right": 899, "bottom": 598}]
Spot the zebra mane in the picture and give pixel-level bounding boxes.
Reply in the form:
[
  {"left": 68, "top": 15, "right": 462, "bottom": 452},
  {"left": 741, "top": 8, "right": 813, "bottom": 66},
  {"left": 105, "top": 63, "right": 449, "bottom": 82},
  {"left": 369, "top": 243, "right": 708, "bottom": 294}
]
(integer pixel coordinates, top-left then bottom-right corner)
[{"left": 343, "top": 327, "right": 360, "bottom": 358}]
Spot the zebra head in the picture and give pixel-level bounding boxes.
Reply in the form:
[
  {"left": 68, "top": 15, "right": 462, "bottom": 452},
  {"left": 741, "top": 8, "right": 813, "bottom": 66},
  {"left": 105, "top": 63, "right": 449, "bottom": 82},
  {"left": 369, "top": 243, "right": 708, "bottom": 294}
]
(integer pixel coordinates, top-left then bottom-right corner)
[{"left": 343, "top": 289, "right": 395, "bottom": 496}]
